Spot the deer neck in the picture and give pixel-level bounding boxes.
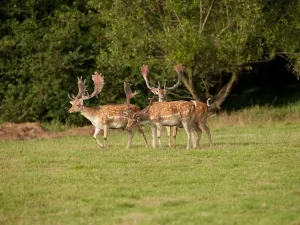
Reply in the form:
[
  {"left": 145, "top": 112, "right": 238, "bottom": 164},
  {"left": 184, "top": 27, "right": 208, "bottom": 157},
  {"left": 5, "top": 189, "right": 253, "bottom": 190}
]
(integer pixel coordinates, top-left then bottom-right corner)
[
  {"left": 139, "top": 113, "right": 150, "bottom": 123},
  {"left": 137, "top": 107, "right": 151, "bottom": 123},
  {"left": 158, "top": 95, "right": 168, "bottom": 102},
  {"left": 158, "top": 97, "right": 164, "bottom": 102},
  {"left": 80, "top": 106, "right": 99, "bottom": 122}
]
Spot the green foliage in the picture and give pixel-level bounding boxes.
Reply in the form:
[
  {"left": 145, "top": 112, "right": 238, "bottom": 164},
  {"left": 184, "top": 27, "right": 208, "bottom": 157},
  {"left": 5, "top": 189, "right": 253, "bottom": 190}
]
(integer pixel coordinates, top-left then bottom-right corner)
[
  {"left": 0, "top": 0, "right": 102, "bottom": 124},
  {"left": 91, "top": 0, "right": 300, "bottom": 99},
  {"left": 0, "top": 0, "right": 300, "bottom": 123}
]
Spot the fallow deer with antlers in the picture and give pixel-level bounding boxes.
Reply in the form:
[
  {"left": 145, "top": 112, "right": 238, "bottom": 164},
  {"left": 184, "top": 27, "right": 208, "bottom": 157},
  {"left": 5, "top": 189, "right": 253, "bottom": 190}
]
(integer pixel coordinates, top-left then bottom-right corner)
[
  {"left": 141, "top": 64, "right": 212, "bottom": 148},
  {"left": 124, "top": 96, "right": 196, "bottom": 149},
  {"left": 68, "top": 72, "right": 149, "bottom": 149},
  {"left": 141, "top": 64, "right": 182, "bottom": 147}
]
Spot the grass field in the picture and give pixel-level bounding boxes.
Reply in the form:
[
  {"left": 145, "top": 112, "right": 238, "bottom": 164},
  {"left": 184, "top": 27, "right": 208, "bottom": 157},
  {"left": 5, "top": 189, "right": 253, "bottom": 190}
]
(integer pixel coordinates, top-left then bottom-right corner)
[{"left": 1, "top": 109, "right": 300, "bottom": 224}]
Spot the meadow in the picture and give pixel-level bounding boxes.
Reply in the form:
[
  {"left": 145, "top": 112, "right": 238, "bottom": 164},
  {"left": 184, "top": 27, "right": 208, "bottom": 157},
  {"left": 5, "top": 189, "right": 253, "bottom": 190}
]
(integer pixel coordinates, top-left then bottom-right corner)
[{"left": 1, "top": 104, "right": 300, "bottom": 225}]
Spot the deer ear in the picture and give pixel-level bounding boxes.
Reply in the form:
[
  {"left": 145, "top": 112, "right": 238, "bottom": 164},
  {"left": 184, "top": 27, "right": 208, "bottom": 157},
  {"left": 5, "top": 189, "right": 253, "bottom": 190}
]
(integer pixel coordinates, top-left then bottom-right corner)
[{"left": 69, "top": 101, "right": 73, "bottom": 104}]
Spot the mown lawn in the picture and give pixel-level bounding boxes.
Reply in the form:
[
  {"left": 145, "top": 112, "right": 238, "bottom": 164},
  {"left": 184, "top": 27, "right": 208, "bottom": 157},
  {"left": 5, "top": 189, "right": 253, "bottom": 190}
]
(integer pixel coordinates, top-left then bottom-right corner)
[{"left": 0, "top": 122, "right": 300, "bottom": 225}]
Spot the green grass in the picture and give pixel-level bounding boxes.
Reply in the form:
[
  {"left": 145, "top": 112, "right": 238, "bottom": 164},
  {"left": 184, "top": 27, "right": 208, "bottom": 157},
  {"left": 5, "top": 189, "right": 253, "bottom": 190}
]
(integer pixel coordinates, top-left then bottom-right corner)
[
  {"left": 1, "top": 121, "right": 300, "bottom": 225},
  {"left": 211, "top": 101, "right": 300, "bottom": 128}
]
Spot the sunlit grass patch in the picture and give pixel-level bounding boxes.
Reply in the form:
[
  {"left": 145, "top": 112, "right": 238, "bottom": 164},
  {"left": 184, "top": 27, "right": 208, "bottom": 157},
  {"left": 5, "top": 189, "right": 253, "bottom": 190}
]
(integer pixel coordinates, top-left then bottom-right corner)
[
  {"left": 1, "top": 116, "right": 300, "bottom": 224},
  {"left": 210, "top": 101, "right": 300, "bottom": 128}
]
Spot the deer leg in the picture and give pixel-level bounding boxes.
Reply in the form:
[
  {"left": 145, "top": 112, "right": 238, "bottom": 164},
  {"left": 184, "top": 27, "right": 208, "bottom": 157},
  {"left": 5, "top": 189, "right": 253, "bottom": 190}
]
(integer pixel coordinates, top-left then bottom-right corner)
[
  {"left": 93, "top": 127, "right": 104, "bottom": 148},
  {"left": 166, "top": 126, "right": 171, "bottom": 147},
  {"left": 182, "top": 122, "right": 192, "bottom": 150},
  {"left": 191, "top": 128, "right": 196, "bottom": 148},
  {"left": 192, "top": 125, "right": 202, "bottom": 148},
  {"left": 151, "top": 125, "right": 157, "bottom": 148},
  {"left": 136, "top": 125, "right": 149, "bottom": 147},
  {"left": 172, "top": 126, "right": 178, "bottom": 147},
  {"left": 103, "top": 125, "right": 108, "bottom": 148},
  {"left": 156, "top": 123, "right": 163, "bottom": 147},
  {"left": 201, "top": 122, "right": 212, "bottom": 146},
  {"left": 125, "top": 129, "right": 134, "bottom": 149}
]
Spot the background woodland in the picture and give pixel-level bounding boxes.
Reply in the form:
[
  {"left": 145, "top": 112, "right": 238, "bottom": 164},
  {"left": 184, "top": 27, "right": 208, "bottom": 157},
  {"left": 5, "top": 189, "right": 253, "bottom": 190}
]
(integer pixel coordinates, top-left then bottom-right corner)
[{"left": 1, "top": 0, "right": 300, "bottom": 125}]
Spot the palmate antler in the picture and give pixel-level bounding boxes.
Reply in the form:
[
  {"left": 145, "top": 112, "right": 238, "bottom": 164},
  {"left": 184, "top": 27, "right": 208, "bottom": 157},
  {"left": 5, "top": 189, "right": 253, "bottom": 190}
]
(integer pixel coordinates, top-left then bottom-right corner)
[
  {"left": 88, "top": 72, "right": 105, "bottom": 99},
  {"left": 169, "top": 64, "right": 184, "bottom": 91},
  {"left": 68, "top": 76, "right": 87, "bottom": 100},
  {"left": 124, "top": 82, "right": 139, "bottom": 105},
  {"left": 141, "top": 65, "right": 159, "bottom": 94},
  {"left": 68, "top": 72, "right": 104, "bottom": 101},
  {"left": 141, "top": 64, "right": 183, "bottom": 98}
]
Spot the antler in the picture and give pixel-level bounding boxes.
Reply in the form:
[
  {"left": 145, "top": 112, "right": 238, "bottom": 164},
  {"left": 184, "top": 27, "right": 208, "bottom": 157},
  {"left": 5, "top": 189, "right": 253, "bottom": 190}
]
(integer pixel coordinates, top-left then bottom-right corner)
[
  {"left": 166, "top": 64, "right": 184, "bottom": 91},
  {"left": 147, "top": 96, "right": 157, "bottom": 108},
  {"left": 138, "top": 96, "right": 158, "bottom": 115},
  {"left": 145, "top": 96, "right": 158, "bottom": 112},
  {"left": 82, "top": 72, "right": 105, "bottom": 100},
  {"left": 124, "top": 82, "right": 138, "bottom": 105},
  {"left": 141, "top": 65, "right": 158, "bottom": 93},
  {"left": 68, "top": 76, "right": 87, "bottom": 100},
  {"left": 69, "top": 72, "right": 104, "bottom": 101}
]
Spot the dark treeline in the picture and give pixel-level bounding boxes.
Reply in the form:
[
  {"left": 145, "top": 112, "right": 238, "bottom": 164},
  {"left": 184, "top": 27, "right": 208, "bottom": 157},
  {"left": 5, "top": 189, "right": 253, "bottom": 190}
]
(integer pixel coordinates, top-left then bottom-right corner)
[{"left": 1, "top": 0, "right": 300, "bottom": 125}]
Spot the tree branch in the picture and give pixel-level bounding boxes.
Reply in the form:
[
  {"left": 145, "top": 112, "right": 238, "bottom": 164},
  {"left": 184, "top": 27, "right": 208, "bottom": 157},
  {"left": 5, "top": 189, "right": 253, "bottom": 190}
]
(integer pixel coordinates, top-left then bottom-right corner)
[
  {"left": 235, "top": 58, "right": 274, "bottom": 68},
  {"left": 199, "top": 0, "right": 203, "bottom": 34},
  {"left": 200, "top": 0, "right": 214, "bottom": 33},
  {"left": 276, "top": 54, "right": 292, "bottom": 63},
  {"left": 155, "top": 0, "right": 167, "bottom": 33},
  {"left": 210, "top": 70, "right": 239, "bottom": 109},
  {"left": 215, "top": 22, "right": 232, "bottom": 42},
  {"left": 181, "top": 71, "right": 201, "bottom": 101},
  {"left": 174, "top": 12, "right": 185, "bottom": 33}
]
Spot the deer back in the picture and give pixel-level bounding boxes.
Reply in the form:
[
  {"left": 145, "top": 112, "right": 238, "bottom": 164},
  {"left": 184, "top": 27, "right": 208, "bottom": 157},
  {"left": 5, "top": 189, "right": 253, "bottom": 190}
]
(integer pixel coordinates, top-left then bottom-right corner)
[
  {"left": 148, "top": 101, "right": 195, "bottom": 121},
  {"left": 96, "top": 104, "right": 139, "bottom": 117},
  {"left": 80, "top": 104, "right": 138, "bottom": 128}
]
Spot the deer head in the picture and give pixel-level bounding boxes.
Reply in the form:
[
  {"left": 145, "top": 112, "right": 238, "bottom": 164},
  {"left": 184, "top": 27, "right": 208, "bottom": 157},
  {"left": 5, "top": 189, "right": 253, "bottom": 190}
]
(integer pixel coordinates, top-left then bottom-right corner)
[
  {"left": 124, "top": 96, "right": 157, "bottom": 129},
  {"left": 68, "top": 72, "right": 104, "bottom": 113},
  {"left": 141, "top": 64, "right": 183, "bottom": 102}
]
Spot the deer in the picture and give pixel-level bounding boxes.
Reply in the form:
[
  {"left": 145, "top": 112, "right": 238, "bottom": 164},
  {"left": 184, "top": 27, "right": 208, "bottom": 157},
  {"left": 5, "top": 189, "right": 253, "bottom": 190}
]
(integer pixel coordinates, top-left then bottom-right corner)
[
  {"left": 68, "top": 72, "right": 149, "bottom": 149},
  {"left": 141, "top": 64, "right": 212, "bottom": 148},
  {"left": 141, "top": 64, "right": 182, "bottom": 147},
  {"left": 124, "top": 96, "right": 196, "bottom": 149},
  {"left": 190, "top": 101, "right": 213, "bottom": 147}
]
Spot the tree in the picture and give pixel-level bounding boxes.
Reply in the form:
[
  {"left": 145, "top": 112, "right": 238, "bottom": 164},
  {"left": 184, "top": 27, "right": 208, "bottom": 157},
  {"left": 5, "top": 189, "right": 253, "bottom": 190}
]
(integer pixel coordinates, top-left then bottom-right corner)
[
  {"left": 89, "top": 0, "right": 300, "bottom": 108},
  {"left": 0, "top": 0, "right": 104, "bottom": 123},
  {"left": 1, "top": 0, "right": 299, "bottom": 123}
]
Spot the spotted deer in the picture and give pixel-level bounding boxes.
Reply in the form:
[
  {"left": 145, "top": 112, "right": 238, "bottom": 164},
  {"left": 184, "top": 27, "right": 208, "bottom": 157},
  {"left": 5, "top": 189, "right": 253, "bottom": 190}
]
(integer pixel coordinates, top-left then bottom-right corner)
[
  {"left": 124, "top": 97, "right": 196, "bottom": 149},
  {"left": 141, "top": 64, "right": 212, "bottom": 148},
  {"left": 141, "top": 64, "right": 183, "bottom": 147},
  {"left": 68, "top": 72, "right": 148, "bottom": 149}
]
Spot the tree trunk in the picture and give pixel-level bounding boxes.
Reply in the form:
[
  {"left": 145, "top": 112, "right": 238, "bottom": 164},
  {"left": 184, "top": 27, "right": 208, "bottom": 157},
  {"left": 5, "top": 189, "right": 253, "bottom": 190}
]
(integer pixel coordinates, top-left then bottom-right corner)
[
  {"left": 181, "top": 67, "right": 201, "bottom": 101},
  {"left": 181, "top": 67, "right": 239, "bottom": 106},
  {"left": 209, "top": 69, "right": 239, "bottom": 109}
]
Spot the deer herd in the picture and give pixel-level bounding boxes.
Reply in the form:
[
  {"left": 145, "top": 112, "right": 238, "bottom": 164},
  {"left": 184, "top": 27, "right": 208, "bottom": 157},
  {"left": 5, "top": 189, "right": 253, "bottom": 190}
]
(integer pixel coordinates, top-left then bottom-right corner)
[{"left": 68, "top": 64, "right": 212, "bottom": 149}]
